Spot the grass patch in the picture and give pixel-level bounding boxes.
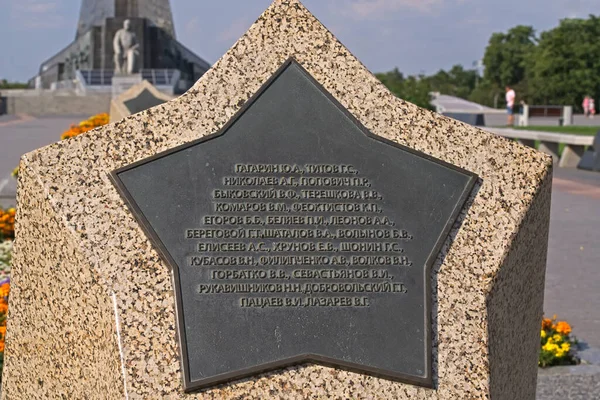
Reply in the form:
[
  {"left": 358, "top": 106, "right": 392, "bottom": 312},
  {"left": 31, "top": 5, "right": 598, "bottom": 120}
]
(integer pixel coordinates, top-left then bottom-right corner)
[{"left": 513, "top": 125, "right": 600, "bottom": 135}]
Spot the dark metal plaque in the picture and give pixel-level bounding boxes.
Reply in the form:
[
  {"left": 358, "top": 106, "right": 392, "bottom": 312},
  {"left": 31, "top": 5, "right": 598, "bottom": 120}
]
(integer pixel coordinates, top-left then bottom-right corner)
[
  {"left": 123, "top": 88, "right": 167, "bottom": 115},
  {"left": 110, "top": 59, "right": 477, "bottom": 392}
]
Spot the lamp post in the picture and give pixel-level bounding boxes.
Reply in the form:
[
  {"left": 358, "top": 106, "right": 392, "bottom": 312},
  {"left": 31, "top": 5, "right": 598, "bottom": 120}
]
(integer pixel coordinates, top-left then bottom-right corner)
[{"left": 473, "top": 59, "right": 483, "bottom": 88}]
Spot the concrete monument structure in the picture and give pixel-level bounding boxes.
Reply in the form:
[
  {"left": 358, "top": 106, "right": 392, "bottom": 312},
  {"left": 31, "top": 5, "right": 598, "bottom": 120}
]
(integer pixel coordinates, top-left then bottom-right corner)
[
  {"left": 3, "top": 0, "right": 552, "bottom": 398},
  {"left": 30, "top": 0, "right": 210, "bottom": 94}
]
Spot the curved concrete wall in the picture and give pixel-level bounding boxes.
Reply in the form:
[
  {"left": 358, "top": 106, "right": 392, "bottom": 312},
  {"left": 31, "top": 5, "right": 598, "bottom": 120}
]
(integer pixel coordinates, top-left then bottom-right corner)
[{"left": 3, "top": 94, "right": 111, "bottom": 116}]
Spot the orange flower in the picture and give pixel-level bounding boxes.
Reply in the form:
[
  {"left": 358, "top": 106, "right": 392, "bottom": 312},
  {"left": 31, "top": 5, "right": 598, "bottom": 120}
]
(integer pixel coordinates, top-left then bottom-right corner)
[
  {"left": 0, "top": 281, "right": 9, "bottom": 355},
  {"left": 0, "top": 283, "right": 9, "bottom": 297},
  {"left": 61, "top": 114, "right": 109, "bottom": 140},
  {"left": 60, "top": 128, "right": 81, "bottom": 140},
  {"left": 542, "top": 318, "right": 553, "bottom": 330},
  {"left": 88, "top": 113, "right": 109, "bottom": 127},
  {"left": 556, "top": 321, "right": 572, "bottom": 335},
  {"left": 0, "top": 208, "right": 16, "bottom": 239}
]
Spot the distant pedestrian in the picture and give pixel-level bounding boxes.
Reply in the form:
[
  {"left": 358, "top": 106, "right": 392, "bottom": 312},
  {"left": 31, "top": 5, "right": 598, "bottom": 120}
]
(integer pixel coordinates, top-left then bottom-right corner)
[
  {"left": 589, "top": 97, "right": 595, "bottom": 119},
  {"left": 582, "top": 96, "right": 590, "bottom": 117},
  {"left": 505, "top": 86, "right": 516, "bottom": 126}
]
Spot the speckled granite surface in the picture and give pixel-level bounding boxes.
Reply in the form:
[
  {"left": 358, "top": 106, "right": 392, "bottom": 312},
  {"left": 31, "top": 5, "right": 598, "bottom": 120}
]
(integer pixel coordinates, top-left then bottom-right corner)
[
  {"left": 3, "top": 163, "right": 124, "bottom": 398},
  {"left": 2, "top": 0, "right": 552, "bottom": 398}
]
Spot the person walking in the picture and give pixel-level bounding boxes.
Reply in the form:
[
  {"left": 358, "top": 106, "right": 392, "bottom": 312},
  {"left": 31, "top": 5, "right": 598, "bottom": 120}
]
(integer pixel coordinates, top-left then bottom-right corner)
[
  {"left": 589, "top": 97, "right": 595, "bottom": 119},
  {"left": 505, "top": 86, "right": 516, "bottom": 126},
  {"left": 583, "top": 96, "right": 590, "bottom": 117}
]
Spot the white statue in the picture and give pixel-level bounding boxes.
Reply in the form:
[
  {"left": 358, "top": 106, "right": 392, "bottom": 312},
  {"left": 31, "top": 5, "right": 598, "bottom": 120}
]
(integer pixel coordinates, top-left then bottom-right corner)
[{"left": 113, "top": 19, "right": 139, "bottom": 75}]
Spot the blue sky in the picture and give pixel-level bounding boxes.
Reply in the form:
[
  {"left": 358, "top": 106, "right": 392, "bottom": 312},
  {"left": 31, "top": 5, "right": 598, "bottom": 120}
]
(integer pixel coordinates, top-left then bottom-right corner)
[{"left": 0, "top": 0, "right": 597, "bottom": 82}]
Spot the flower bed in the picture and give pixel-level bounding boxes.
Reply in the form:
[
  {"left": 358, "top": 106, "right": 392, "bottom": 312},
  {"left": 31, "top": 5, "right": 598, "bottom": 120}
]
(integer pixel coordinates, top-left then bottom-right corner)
[
  {"left": 0, "top": 239, "right": 12, "bottom": 381},
  {"left": 0, "top": 208, "right": 15, "bottom": 241},
  {"left": 0, "top": 277, "right": 9, "bottom": 381},
  {"left": 60, "top": 112, "right": 109, "bottom": 140},
  {"left": 539, "top": 315, "right": 579, "bottom": 367},
  {"left": 0, "top": 241, "right": 11, "bottom": 281}
]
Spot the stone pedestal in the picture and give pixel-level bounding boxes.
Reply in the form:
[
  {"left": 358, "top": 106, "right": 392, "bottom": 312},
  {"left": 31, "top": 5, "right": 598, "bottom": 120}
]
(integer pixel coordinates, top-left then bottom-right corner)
[
  {"left": 109, "top": 80, "right": 173, "bottom": 123},
  {"left": 577, "top": 131, "right": 600, "bottom": 172},
  {"left": 111, "top": 73, "right": 142, "bottom": 98},
  {"left": 563, "top": 106, "right": 573, "bottom": 126},
  {"left": 559, "top": 144, "right": 586, "bottom": 168},
  {"left": 3, "top": 0, "right": 552, "bottom": 398},
  {"left": 519, "top": 105, "right": 529, "bottom": 126}
]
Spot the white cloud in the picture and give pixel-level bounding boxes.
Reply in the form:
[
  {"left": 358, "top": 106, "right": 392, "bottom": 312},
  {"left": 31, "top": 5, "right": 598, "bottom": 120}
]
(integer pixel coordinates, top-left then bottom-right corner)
[
  {"left": 331, "top": 0, "right": 469, "bottom": 19},
  {"left": 552, "top": 0, "right": 597, "bottom": 19},
  {"left": 24, "top": 1, "right": 58, "bottom": 13},
  {"left": 185, "top": 17, "right": 200, "bottom": 35},
  {"left": 351, "top": 0, "right": 441, "bottom": 16},
  {"left": 9, "top": 0, "right": 64, "bottom": 29}
]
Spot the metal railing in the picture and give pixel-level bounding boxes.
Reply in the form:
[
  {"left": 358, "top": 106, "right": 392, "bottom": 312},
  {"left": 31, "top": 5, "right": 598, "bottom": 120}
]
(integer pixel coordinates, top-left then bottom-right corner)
[
  {"left": 528, "top": 105, "right": 564, "bottom": 118},
  {"left": 485, "top": 126, "right": 593, "bottom": 168},
  {"left": 78, "top": 69, "right": 178, "bottom": 87}
]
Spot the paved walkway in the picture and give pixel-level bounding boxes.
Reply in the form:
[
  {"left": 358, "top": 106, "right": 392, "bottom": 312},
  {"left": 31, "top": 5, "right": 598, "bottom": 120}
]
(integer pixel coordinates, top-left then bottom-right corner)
[
  {"left": 545, "top": 168, "right": 600, "bottom": 349},
  {"left": 537, "top": 365, "right": 600, "bottom": 399},
  {"left": 537, "top": 168, "right": 600, "bottom": 399},
  {"left": 0, "top": 114, "right": 88, "bottom": 208}
]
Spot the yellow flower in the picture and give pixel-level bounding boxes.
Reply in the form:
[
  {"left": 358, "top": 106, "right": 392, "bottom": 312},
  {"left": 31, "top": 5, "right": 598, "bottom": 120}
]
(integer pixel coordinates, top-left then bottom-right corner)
[
  {"left": 543, "top": 342, "right": 559, "bottom": 353},
  {"left": 88, "top": 113, "right": 109, "bottom": 127},
  {"left": 561, "top": 342, "right": 570, "bottom": 352},
  {"left": 541, "top": 330, "right": 547, "bottom": 339},
  {"left": 552, "top": 334, "right": 562, "bottom": 343}
]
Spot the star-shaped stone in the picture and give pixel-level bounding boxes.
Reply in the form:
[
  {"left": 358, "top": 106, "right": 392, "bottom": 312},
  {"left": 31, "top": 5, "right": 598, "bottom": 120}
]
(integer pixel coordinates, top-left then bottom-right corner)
[
  {"left": 123, "top": 88, "right": 167, "bottom": 115},
  {"left": 111, "top": 59, "right": 477, "bottom": 391}
]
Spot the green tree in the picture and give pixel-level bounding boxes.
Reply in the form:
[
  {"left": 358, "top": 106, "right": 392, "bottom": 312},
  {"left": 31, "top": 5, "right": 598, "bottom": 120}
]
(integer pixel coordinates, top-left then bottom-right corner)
[
  {"left": 482, "top": 25, "right": 537, "bottom": 99},
  {"left": 375, "top": 69, "right": 434, "bottom": 110},
  {"left": 527, "top": 15, "right": 600, "bottom": 110},
  {"left": 0, "top": 80, "right": 28, "bottom": 89},
  {"left": 427, "top": 65, "right": 478, "bottom": 100},
  {"left": 468, "top": 81, "right": 502, "bottom": 108},
  {"left": 378, "top": 15, "right": 600, "bottom": 111},
  {"left": 376, "top": 65, "right": 482, "bottom": 110}
]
